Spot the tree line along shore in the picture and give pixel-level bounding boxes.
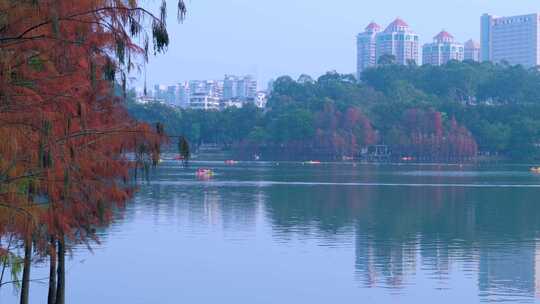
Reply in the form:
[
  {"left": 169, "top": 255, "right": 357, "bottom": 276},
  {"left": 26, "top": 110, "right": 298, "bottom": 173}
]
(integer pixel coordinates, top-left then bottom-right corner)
[{"left": 129, "top": 61, "right": 540, "bottom": 162}]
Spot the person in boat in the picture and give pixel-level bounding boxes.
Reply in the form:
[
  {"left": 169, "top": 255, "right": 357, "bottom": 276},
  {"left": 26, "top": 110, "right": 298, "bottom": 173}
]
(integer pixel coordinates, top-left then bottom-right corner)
[{"left": 196, "top": 168, "right": 213, "bottom": 176}]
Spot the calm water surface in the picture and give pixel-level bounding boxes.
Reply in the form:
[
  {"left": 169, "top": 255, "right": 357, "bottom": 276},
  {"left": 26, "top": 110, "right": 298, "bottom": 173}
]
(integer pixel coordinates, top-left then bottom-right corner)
[{"left": 4, "top": 161, "right": 540, "bottom": 303}]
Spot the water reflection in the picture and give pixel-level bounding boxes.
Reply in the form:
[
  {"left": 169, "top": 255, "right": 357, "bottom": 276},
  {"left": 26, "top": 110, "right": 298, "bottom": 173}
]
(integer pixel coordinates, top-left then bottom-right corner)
[
  {"left": 16, "top": 162, "right": 537, "bottom": 304},
  {"left": 133, "top": 162, "right": 540, "bottom": 303}
]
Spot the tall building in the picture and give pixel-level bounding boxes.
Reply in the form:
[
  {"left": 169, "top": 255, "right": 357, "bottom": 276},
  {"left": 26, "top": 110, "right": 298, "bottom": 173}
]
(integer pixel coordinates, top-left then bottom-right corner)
[
  {"left": 153, "top": 84, "right": 164, "bottom": 99},
  {"left": 356, "top": 22, "right": 381, "bottom": 79},
  {"left": 356, "top": 18, "right": 419, "bottom": 79},
  {"left": 481, "top": 13, "right": 540, "bottom": 67},
  {"left": 238, "top": 75, "right": 257, "bottom": 99},
  {"left": 165, "top": 85, "right": 178, "bottom": 105},
  {"left": 464, "top": 39, "right": 481, "bottom": 62},
  {"left": 223, "top": 75, "right": 257, "bottom": 100},
  {"left": 422, "top": 31, "right": 464, "bottom": 66},
  {"left": 376, "top": 18, "right": 420, "bottom": 66},
  {"left": 189, "top": 80, "right": 223, "bottom": 99},
  {"left": 223, "top": 75, "right": 237, "bottom": 99},
  {"left": 177, "top": 82, "right": 190, "bottom": 108}
]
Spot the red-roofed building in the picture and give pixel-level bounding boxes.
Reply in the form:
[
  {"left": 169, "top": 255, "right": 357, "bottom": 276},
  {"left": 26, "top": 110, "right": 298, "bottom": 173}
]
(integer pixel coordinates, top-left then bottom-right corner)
[
  {"left": 376, "top": 18, "right": 419, "bottom": 66},
  {"left": 365, "top": 22, "right": 381, "bottom": 33},
  {"left": 384, "top": 18, "right": 409, "bottom": 33},
  {"left": 356, "top": 22, "right": 381, "bottom": 79},
  {"left": 356, "top": 18, "right": 420, "bottom": 78},
  {"left": 423, "top": 30, "right": 464, "bottom": 66},
  {"left": 434, "top": 30, "right": 455, "bottom": 43}
]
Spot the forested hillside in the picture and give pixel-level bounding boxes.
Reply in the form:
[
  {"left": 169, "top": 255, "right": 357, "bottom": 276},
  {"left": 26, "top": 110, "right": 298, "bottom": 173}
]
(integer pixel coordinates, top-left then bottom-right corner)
[{"left": 129, "top": 61, "right": 540, "bottom": 161}]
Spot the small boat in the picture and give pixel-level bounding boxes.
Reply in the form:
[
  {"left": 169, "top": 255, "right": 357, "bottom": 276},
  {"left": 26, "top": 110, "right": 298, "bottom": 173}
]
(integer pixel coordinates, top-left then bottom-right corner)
[
  {"left": 530, "top": 167, "right": 540, "bottom": 173},
  {"left": 174, "top": 155, "right": 185, "bottom": 160},
  {"left": 196, "top": 168, "right": 214, "bottom": 178},
  {"left": 304, "top": 160, "right": 321, "bottom": 165},
  {"left": 224, "top": 160, "right": 238, "bottom": 165}
]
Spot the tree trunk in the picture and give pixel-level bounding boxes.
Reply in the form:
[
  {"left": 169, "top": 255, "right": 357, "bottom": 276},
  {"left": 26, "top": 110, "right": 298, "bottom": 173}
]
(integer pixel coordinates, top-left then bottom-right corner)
[
  {"left": 47, "top": 238, "right": 57, "bottom": 304},
  {"left": 19, "top": 239, "right": 32, "bottom": 304},
  {"left": 55, "top": 239, "right": 65, "bottom": 304}
]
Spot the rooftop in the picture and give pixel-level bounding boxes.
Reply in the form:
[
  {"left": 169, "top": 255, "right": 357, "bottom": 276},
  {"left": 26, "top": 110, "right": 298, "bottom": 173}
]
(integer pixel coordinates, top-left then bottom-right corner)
[
  {"left": 465, "top": 39, "right": 480, "bottom": 49},
  {"left": 385, "top": 18, "right": 409, "bottom": 32},
  {"left": 365, "top": 22, "right": 381, "bottom": 32},
  {"left": 434, "top": 30, "right": 454, "bottom": 42}
]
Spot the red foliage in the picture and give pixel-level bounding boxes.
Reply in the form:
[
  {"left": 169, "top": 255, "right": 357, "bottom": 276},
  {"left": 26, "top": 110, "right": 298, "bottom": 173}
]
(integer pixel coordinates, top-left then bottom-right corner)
[
  {"left": 394, "top": 109, "right": 477, "bottom": 161},
  {"left": 0, "top": 1, "right": 168, "bottom": 256}
]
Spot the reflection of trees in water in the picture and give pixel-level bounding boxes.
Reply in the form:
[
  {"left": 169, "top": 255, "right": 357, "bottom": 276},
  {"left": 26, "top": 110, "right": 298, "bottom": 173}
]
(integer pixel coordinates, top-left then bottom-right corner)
[
  {"left": 354, "top": 186, "right": 474, "bottom": 289},
  {"left": 119, "top": 181, "right": 263, "bottom": 234},
  {"left": 264, "top": 165, "right": 375, "bottom": 237},
  {"left": 475, "top": 188, "right": 540, "bottom": 301},
  {"left": 264, "top": 179, "right": 540, "bottom": 300},
  {"left": 114, "top": 164, "right": 540, "bottom": 301},
  {"left": 479, "top": 245, "right": 536, "bottom": 299}
]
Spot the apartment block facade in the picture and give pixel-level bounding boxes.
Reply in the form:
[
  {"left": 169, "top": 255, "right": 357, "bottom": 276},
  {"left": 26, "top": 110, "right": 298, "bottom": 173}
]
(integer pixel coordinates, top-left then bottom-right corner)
[
  {"left": 481, "top": 13, "right": 540, "bottom": 67},
  {"left": 422, "top": 31, "right": 464, "bottom": 66},
  {"left": 356, "top": 22, "right": 381, "bottom": 79},
  {"left": 464, "top": 39, "right": 481, "bottom": 62},
  {"left": 223, "top": 75, "right": 257, "bottom": 100},
  {"left": 356, "top": 18, "right": 420, "bottom": 79}
]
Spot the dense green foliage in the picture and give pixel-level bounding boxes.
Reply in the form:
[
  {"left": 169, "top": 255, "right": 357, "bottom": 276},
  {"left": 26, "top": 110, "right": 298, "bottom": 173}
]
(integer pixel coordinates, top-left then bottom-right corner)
[
  {"left": 361, "top": 60, "right": 540, "bottom": 160},
  {"left": 128, "top": 61, "right": 540, "bottom": 161}
]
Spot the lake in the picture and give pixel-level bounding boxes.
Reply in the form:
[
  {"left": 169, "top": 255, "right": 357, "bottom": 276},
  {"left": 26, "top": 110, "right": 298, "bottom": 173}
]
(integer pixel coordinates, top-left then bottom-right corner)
[{"left": 3, "top": 160, "right": 540, "bottom": 303}]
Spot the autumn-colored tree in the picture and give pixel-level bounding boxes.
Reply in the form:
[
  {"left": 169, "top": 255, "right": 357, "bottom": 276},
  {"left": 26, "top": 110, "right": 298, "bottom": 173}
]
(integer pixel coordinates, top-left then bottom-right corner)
[
  {"left": 394, "top": 109, "right": 477, "bottom": 161},
  {"left": 0, "top": 1, "right": 186, "bottom": 303}
]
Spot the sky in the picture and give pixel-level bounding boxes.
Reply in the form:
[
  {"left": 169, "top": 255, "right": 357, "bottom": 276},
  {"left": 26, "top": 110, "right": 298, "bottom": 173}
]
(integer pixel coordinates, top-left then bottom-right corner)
[{"left": 136, "top": 0, "right": 540, "bottom": 90}]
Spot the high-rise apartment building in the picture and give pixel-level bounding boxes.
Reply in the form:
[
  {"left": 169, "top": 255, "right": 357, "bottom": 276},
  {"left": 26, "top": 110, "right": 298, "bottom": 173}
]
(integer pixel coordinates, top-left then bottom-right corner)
[
  {"left": 189, "top": 80, "right": 223, "bottom": 99},
  {"left": 177, "top": 82, "right": 190, "bottom": 108},
  {"left": 223, "top": 75, "right": 257, "bottom": 100},
  {"left": 356, "top": 22, "right": 381, "bottom": 79},
  {"left": 223, "top": 75, "right": 237, "bottom": 99},
  {"left": 238, "top": 75, "right": 257, "bottom": 99},
  {"left": 464, "top": 39, "right": 481, "bottom": 62},
  {"left": 376, "top": 18, "right": 420, "bottom": 65},
  {"left": 356, "top": 18, "right": 419, "bottom": 79},
  {"left": 481, "top": 13, "right": 540, "bottom": 67},
  {"left": 422, "top": 31, "right": 464, "bottom": 66}
]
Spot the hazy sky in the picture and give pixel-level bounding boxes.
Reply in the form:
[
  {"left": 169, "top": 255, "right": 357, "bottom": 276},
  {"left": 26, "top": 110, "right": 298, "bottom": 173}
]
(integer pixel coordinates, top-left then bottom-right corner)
[{"left": 137, "top": 0, "right": 540, "bottom": 90}]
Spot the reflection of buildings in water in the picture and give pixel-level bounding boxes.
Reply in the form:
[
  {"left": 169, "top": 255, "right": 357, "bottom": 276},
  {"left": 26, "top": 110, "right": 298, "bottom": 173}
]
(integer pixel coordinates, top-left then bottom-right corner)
[
  {"left": 352, "top": 185, "right": 487, "bottom": 291},
  {"left": 354, "top": 232, "right": 417, "bottom": 289},
  {"left": 353, "top": 185, "right": 475, "bottom": 290},
  {"left": 200, "top": 189, "right": 261, "bottom": 233},
  {"left": 479, "top": 244, "right": 536, "bottom": 299},
  {"left": 536, "top": 244, "right": 540, "bottom": 299},
  {"left": 202, "top": 190, "right": 222, "bottom": 226},
  {"left": 254, "top": 190, "right": 266, "bottom": 225}
]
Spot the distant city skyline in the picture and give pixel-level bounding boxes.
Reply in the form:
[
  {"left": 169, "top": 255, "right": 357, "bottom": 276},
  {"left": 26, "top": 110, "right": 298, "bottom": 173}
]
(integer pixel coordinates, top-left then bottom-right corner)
[
  {"left": 145, "top": 74, "right": 267, "bottom": 110},
  {"left": 135, "top": 0, "right": 540, "bottom": 88}
]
